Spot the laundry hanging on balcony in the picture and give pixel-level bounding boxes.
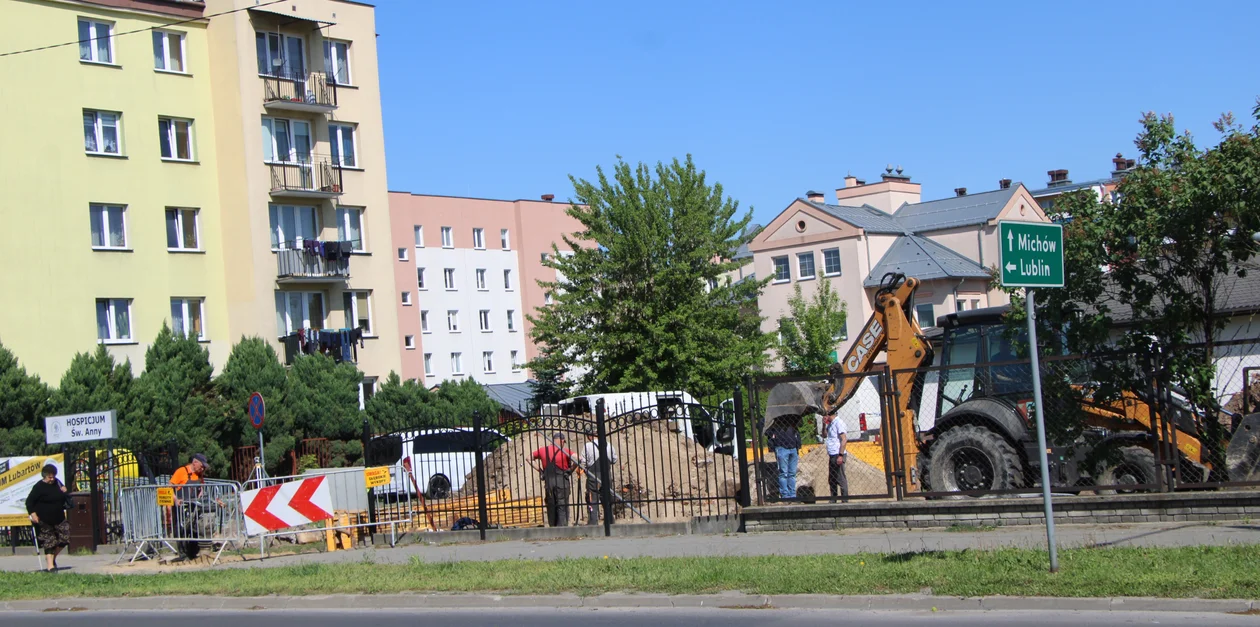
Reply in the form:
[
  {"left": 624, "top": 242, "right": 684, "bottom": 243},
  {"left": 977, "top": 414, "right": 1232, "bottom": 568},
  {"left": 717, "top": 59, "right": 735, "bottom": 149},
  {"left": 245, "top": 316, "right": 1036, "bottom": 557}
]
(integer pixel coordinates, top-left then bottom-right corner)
[
  {"left": 300, "top": 240, "right": 354, "bottom": 262},
  {"left": 283, "top": 327, "right": 365, "bottom": 364}
]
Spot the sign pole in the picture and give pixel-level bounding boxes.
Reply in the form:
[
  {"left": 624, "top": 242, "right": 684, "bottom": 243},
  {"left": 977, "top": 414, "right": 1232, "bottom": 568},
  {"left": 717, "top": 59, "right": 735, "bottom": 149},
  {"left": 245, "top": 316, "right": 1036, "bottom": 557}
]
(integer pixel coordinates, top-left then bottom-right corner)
[{"left": 1025, "top": 288, "right": 1058, "bottom": 573}]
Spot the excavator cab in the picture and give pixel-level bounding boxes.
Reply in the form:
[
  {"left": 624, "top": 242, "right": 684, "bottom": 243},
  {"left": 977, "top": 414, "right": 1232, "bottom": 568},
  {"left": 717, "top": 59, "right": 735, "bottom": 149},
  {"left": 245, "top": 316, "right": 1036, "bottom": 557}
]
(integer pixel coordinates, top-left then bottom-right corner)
[{"left": 932, "top": 307, "right": 1037, "bottom": 417}]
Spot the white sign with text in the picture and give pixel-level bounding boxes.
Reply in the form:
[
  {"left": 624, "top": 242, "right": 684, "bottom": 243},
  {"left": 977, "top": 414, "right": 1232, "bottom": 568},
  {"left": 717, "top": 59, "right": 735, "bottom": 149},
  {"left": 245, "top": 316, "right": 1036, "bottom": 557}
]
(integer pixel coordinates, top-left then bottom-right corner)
[{"left": 45, "top": 410, "right": 118, "bottom": 444}]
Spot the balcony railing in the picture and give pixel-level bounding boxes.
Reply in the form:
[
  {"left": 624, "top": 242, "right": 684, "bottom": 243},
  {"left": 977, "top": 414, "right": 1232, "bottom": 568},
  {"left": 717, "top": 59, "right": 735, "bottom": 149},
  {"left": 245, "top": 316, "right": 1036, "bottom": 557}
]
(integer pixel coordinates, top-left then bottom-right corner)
[
  {"left": 262, "top": 70, "right": 338, "bottom": 112},
  {"left": 281, "top": 327, "right": 362, "bottom": 365},
  {"left": 275, "top": 245, "right": 351, "bottom": 283},
  {"left": 269, "top": 154, "right": 344, "bottom": 198}
]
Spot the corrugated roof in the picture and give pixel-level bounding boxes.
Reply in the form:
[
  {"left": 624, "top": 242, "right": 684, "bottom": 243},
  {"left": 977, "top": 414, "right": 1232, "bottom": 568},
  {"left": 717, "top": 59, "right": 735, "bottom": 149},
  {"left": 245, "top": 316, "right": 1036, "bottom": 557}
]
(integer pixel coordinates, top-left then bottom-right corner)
[
  {"left": 892, "top": 187, "right": 1017, "bottom": 233},
  {"left": 249, "top": 6, "right": 336, "bottom": 26},
  {"left": 482, "top": 380, "right": 537, "bottom": 414},
  {"left": 1029, "top": 177, "right": 1114, "bottom": 197},
  {"left": 863, "top": 235, "right": 991, "bottom": 287},
  {"left": 1104, "top": 265, "right": 1260, "bottom": 323},
  {"left": 802, "top": 199, "right": 905, "bottom": 234}
]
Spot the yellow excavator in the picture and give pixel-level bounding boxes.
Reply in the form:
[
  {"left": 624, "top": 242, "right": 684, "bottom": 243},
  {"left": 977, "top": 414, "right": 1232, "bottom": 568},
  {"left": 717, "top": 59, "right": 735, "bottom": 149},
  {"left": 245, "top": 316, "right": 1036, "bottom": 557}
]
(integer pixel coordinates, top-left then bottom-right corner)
[{"left": 775, "top": 272, "right": 1260, "bottom": 494}]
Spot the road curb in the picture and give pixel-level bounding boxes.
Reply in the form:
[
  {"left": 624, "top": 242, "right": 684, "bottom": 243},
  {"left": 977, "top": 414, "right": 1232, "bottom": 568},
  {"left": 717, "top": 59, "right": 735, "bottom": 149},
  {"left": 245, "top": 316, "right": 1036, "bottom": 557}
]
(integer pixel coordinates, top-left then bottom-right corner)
[{"left": 2, "top": 594, "right": 1256, "bottom": 613}]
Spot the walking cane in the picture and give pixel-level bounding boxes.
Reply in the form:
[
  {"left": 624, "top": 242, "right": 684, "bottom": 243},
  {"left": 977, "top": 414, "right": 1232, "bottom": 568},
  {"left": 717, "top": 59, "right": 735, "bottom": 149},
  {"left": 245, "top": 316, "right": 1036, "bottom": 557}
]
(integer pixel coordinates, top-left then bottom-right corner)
[{"left": 30, "top": 523, "right": 43, "bottom": 571}]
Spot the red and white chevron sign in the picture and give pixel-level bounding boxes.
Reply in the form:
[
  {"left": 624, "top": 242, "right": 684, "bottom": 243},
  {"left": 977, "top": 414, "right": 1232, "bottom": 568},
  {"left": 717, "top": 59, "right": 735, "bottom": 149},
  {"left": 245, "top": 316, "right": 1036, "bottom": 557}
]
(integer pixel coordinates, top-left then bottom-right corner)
[{"left": 241, "top": 476, "right": 333, "bottom": 536}]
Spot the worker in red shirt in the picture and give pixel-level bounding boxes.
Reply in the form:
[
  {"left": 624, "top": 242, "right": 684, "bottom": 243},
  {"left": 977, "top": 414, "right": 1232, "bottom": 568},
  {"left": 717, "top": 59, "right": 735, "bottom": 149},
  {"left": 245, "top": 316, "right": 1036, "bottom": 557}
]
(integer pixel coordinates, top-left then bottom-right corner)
[{"left": 531, "top": 433, "right": 576, "bottom": 527}]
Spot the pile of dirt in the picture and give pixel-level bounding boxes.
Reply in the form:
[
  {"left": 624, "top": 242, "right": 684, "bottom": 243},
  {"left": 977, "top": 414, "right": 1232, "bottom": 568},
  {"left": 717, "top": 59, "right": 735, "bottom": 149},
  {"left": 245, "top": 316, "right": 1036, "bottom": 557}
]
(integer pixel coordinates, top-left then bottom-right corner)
[
  {"left": 796, "top": 445, "right": 887, "bottom": 498},
  {"left": 464, "top": 421, "right": 739, "bottom": 524},
  {"left": 1224, "top": 375, "right": 1260, "bottom": 422}
]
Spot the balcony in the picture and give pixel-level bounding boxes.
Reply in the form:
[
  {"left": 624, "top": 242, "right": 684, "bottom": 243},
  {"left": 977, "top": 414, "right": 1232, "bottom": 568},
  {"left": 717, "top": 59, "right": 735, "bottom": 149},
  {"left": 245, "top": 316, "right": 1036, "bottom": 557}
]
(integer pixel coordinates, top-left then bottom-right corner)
[
  {"left": 281, "top": 327, "right": 361, "bottom": 366},
  {"left": 275, "top": 246, "right": 350, "bottom": 284},
  {"left": 269, "top": 155, "right": 344, "bottom": 199},
  {"left": 262, "top": 70, "right": 338, "bottom": 113}
]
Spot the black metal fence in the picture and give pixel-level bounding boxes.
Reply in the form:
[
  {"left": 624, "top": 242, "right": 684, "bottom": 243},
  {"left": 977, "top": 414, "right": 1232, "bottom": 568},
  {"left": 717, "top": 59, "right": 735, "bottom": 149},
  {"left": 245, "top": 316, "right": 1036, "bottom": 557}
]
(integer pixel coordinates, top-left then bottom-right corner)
[
  {"left": 749, "top": 338, "right": 1260, "bottom": 503},
  {"left": 362, "top": 391, "right": 749, "bottom": 537},
  {"left": 262, "top": 70, "right": 338, "bottom": 109},
  {"left": 269, "top": 155, "right": 343, "bottom": 196}
]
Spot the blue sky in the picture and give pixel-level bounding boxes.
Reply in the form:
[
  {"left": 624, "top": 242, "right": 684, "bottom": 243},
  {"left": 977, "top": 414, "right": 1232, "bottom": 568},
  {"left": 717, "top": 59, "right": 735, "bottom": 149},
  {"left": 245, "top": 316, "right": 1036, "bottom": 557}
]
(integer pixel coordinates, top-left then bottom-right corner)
[{"left": 377, "top": 1, "right": 1259, "bottom": 228}]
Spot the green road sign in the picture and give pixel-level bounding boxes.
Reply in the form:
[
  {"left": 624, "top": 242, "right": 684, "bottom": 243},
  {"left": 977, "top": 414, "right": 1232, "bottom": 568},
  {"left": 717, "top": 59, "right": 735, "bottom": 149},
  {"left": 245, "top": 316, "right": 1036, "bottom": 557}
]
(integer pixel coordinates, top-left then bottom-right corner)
[{"left": 998, "top": 220, "right": 1064, "bottom": 288}]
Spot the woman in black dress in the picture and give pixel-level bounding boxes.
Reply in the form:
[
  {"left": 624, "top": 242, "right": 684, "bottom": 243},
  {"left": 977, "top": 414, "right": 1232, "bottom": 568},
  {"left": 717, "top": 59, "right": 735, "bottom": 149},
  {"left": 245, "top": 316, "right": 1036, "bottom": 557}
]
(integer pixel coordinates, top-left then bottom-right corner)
[{"left": 25, "top": 464, "right": 69, "bottom": 572}]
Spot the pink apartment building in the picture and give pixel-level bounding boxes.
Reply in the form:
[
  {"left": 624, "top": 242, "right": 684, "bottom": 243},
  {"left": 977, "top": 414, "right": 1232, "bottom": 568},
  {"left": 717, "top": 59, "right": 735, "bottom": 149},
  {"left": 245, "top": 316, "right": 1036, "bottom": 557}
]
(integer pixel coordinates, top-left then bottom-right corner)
[{"left": 388, "top": 192, "right": 584, "bottom": 384}]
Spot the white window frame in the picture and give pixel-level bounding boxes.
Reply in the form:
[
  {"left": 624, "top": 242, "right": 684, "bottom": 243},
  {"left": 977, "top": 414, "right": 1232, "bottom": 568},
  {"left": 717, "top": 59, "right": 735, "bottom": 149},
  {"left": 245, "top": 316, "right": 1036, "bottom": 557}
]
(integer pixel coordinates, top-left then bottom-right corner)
[
  {"left": 90, "top": 203, "right": 128, "bottom": 250},
  {"left": 268, "top": 204, "right": 319, "bottom": 250},
  {"left": 506, "top": 310, "right": 516, "bottom": 332},
  {"left": 447, "top": 310, "right": 460, "bottom": 332},
  {"left": 358, "top": 377, "right": 377, "bottom": 410},
  {"left": 323, "top": 39, "right": 352, "bottom": 85},
  {"left": 482, "top": 351, "right": 495, "bottom": 374},
  {"left": 451, "top": 352, "right": 464, "bottom": 376},
  {"left": 822, "top": 248, "right": 842, "bottom": 276},
  {"left": 544, "top": 292, "right": 554, "bottom": 306},
  {"left": 170, "top": 297, "right": 207, "bottom": 341},
  {"left": 337, "top": 207, "right": 365, "bottom": 252},
  {"left": 276, "top": 292, "right": 325, "bottom": 336},
  {"left": 401, "top": 291, "right": 412, "bottom": 306},
  {"left": 503, "top": 269, "right": 513, "bottom": 290},
  {"left": 423, "top": 353, "right": 434, "bottom": 377},
  {"left": 441, "top": 226, "right": 453, "bottom": 248},
  {"left": 501, "top": 229, "right": 510, "bottom": 250},
  {"left": 78, "top": 19, "right": 115, "bottom": 64},
  {"left": 83, "top": 109, "right": 121, "bottom": 155},
  {"left": 158, "top": 116, "right": 195, "bottom": 161},
  {"left": 256, "top": 31, "right": 305, "bottom": 78},
  {"left": 261, "top": 117, "right": 312, "bottom": 164},
  {"left": 772, "top": 256, "right": 790, "bottom": 283},
  {"left": 96, "top": 298, "right": 132, "bottom": 343},
  {"left": 443, "top": 268, "right": 457, "bottom": 290},
  {"left": 404, "top": 335, "right": 415, "bottom": 350},
  {"left": 414, "top": 225, "right": 424, "bottom": 247},
  {"left": 479, "top": 309, "right": 491, "bottom": 332},
  {"left": 420, "top": 310, "right": 430, "bottom": 333},
  {"left": 165, "top": 207, "right": 200, "bottom": 251},
  {"left": 343, "top": 291, "right": 374, "bottom": 336},
  {"left": 797, "top": 252, "right": 816, "bottom": 280},
  {"left": 916, "top": 303, "right": 935, "bottom": 328},
  {"left": 511, "top": 350, "right": 521, "bottom": 372},
  {"left": 330, "top": 123, "right": 358, "bottom": 168},
  {"left": 417, "top": 268, "right": 427, "bottom": 290},
  {"left": 152, "top": 29, "right": 186, "bottom": 73},
  {"left": 475, "top": 269, "right": 487, "bottom": 291},
  {"left": 472, "top": 228, "right": 485, "bottom": 250},
  {"left": 398, "top": 247, "right": 408, "bottom": 261}
]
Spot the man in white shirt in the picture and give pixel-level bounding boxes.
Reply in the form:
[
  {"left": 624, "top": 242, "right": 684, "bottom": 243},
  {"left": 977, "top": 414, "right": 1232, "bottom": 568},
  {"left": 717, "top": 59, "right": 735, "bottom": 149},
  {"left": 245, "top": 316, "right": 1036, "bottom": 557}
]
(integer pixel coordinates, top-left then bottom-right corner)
[
  {"left": 823, "top": 414, "right": 849, "bottom": 502},
  {"left": 580, "top": 428, "right": 619, "bottom": 525}
]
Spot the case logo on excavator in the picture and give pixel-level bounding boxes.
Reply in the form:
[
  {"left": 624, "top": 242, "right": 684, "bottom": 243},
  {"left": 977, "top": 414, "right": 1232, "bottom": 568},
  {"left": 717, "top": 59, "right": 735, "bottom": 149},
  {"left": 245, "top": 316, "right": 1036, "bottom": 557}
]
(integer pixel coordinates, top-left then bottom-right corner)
[{"left": 845, "top": 319, "right": 883, "bottom": 373}]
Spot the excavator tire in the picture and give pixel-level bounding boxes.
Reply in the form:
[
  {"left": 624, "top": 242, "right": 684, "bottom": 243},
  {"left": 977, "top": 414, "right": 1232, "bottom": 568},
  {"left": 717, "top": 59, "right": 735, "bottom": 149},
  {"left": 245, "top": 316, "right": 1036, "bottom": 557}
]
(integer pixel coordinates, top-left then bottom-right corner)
[
  {"left": 926, "top": 424, "right": 1024, "bottom": 497},
  {"left": 1094, "top": 446, "right": 1157, "bottom": 495},
  {"left": 1226, "top": 413, "right": 1260, "bottom": 483}
]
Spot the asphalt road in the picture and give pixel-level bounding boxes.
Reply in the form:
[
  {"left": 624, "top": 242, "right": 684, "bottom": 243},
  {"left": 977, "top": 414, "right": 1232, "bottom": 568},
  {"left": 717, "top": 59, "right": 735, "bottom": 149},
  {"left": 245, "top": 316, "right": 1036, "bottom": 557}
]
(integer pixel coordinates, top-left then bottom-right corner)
[{"left": 8, "top": 610, "right": 1259, "bottom": 627}]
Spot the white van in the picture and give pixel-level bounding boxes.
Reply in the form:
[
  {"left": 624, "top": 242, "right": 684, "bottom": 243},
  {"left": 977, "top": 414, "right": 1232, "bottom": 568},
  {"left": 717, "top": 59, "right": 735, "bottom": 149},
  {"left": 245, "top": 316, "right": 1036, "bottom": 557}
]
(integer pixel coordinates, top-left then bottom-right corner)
[
  {"left": 556, "top": 391, "right": 737, "bottom": 454},
  {"left": 388, "top": 427, "right": 507, "bottom": 499}
]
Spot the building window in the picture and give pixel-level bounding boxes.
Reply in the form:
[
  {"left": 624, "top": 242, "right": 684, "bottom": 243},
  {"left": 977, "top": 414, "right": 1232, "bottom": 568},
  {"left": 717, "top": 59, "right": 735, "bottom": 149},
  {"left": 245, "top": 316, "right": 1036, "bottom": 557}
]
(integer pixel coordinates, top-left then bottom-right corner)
[
  {"left": 506, "top": 310, "right": 516, "bottom": 332},
  {"left": 330, "top": 123, "right": 357, "bottom": 168},
  {"left": 834, "top": 319, "right": 848, "bottom": 342},
  {"left": 417, "top": 268, "right": 426, "bottom": 290},
  {"left": 475, "top": 269, "right": 487, "bottom": 290},
  {"left": 956, "top": 299, "right": 966, "bottom": 312},
  {"left": 503, "top": 269, "right": 512, "bottom": 290},
  {"left": 78, "top": 19, "right": 114, "bottom": 64},
  {"left": 261, "top": 117, "right": 311, "bottom": 163},
  {"left": 511, "top": 350, "right": 521, "bottom": 371},
  {"left": 268, "top": 204, "right": 318, "bottom": 249},
  {"left": 158, "top": 117, "right": 194, "bottom": 161},
  {"left": 165, "top": 208, "right": 199, "bottom": 251},
  {"left": 337, "top": 207, "right": 364, "bottom": 251},
  {"left": 423, "top": 353, "right": 433, "bottom": 376},
  {"left": 501, "top": 229, "right": 510, "bottom": 250},
  {"left": 447, "top": 310, "right": 459, "bottom": 332},
  {"left": 414, "top": 225, "right": 423, "bottom": 247},
  {"left": 822, "top": 248, "right": 842, "bottom": 276},
  {"left": 544, "top": 292, "right": 554, "bottom": 305},
  {"left": 401, "top": 291, "right": 412, "bottom": 306},
  {"left": 971, "top": 298, "right": 980, "bottom": 310},
  {"left": 95, "top": 298, "right": 131, "bottom": 343},
  {"left": 322, "top": 39, "right": 351, "bottom": 85},
  {"left": 398, "top": 248, "right": 408, "bottom": 261},
  {"left": 152, "top": 30, "right": 185, "bottom": 72},
  {"left": 170, "top": 297, "right": 205, "bottom": 340},
  {"left": 772, "top": 256, "right": 790, "bottom": 282},
  {"left": 797, "top": 252, "right": 816, "bottom": 279},
  {"left": 404, "top": 335, "right": 415, "bottom": 350},
  {"left": 441, "top": 227, "right": 453, "bottom": 248},
  {"left": 472, "top": 228, "right": 485, "bottom": 250},
  {"left": 90, "top": 203, "right": 127, "bottom": 249},
  {"left": 451, "top": 352, "right": 463, "bottom": 375},
  {"left": 255, "top": 32, "right": 304, "bottom": 78},
  {"left": 915, "top": 303, "right": 935, "bottom": 328},
  {"left": 420, "top": 310, "right": 430, "bottom": 332},
  {"left": 443, "top": 268, "right": 456, "bottom": 290},
  {"left": 482, "top": 351, "right": 494, "bottom": 374},
  {"left": 275, "top": 292, "right": 325, "bottom": 335},
  {"left": 359, "top": 377, "right": 377, "bottom": 410},
  {"left": 83, "top": 110, "right": 121, "bottom": 155},
  {"left": 343, "top": 291, "right": 373, "bottom": 335},
  {"left": 479, "top": 309, "right": 491, "bottom": 332}
]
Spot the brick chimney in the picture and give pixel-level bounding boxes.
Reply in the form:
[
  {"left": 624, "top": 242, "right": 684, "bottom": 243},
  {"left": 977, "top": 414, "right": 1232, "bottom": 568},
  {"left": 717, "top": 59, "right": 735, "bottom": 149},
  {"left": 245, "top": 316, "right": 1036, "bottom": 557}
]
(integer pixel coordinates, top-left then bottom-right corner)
[
  {"left": 843, "top": 175, "right": 861, "bottom": 188},
  {"left": 806, "top": 190, "right": 825, "bottom": 203},
  {"left": 541, "top": 194, "right": 555, "bottom": 201},
  {"left": 954, "top": 187, "right": 967, "bottom": 197},
  {"left": 1046, "top": 169, "right": 1071, "bottom": 188},
  {"left": 1111, "top": 153, "right": 1136, "bottom": 177},
  {"left": 998, "top": 179, "right": 1012, "bottom": 190}
]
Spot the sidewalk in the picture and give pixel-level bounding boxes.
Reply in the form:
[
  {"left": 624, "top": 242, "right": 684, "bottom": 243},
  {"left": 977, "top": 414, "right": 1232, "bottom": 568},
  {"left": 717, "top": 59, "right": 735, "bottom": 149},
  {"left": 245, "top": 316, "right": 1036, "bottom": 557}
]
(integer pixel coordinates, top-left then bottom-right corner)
[{"left": 2, "top": 520, "right": 1258, "bottom": 575}]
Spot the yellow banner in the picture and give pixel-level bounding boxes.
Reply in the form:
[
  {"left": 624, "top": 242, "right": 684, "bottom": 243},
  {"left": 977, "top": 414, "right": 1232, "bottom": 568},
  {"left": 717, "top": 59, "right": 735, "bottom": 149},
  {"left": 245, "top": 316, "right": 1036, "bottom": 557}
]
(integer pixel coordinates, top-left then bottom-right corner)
[
  {"left": 364, "top": 466, "right": 392, "bottom": 488},
  {"left": 156, "top": 487, "right": 175, "bottom": 507},
  {"left": 0, "top": 454, "right": 66, "bottom": 527}
]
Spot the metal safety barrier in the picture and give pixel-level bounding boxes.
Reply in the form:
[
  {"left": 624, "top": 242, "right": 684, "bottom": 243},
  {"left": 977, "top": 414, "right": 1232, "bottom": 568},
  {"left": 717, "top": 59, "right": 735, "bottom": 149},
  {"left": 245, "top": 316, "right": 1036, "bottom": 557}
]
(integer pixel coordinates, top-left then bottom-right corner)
[{"left": 116, "top": 480, "right": 246, "bottom": 565}]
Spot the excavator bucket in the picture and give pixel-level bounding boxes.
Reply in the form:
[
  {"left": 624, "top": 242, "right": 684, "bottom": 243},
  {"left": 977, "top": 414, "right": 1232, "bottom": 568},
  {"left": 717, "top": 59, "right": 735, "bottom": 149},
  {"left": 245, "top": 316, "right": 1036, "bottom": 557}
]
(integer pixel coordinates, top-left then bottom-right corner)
[
  {"left": 1226, "top": 412, "right": 1260, "bottom": 483},
  {"left": 764, "top": 381, "right": 825, "bottom": 433}
]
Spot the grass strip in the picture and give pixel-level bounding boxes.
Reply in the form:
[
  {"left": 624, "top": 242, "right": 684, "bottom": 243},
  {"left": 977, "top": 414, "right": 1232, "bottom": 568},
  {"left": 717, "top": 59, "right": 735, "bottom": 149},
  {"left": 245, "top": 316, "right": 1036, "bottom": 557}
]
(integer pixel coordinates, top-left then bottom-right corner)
[{"left": 1, "top": 545, "right": 1257, "bottom": 601}]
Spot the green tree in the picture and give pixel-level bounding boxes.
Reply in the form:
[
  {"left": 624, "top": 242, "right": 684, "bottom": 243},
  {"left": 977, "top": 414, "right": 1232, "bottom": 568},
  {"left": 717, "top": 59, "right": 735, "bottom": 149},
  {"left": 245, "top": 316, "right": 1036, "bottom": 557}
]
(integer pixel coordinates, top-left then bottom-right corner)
[
  {"left": 51, "top": 345, "right": 132, "bottom": 417},
  {"left": 528, "top": 155, "right": 772, "bottom": 398},
  {"left": 216, "top": 337, "right": 291, "bottom": 473},
  {"left": 0, "top": 341, "right": 53, "bottom": 456},
  {"left": 124, "top": 325, "right": 228, "bottom": 472},
  {"left": 432, "top": 378, "right": 502, "bottom": 423},
  {"left": 286, "top": 353, "right": 363, "bottom": 441},
  {"left": 528, "top": 353, "right": 572, "bottom": 411},
  {"left": 365, "top": 372, "right": 436, "bottom": 433},
  {"left": 776, "top": 279, "right": 849, "bottom": 375}
]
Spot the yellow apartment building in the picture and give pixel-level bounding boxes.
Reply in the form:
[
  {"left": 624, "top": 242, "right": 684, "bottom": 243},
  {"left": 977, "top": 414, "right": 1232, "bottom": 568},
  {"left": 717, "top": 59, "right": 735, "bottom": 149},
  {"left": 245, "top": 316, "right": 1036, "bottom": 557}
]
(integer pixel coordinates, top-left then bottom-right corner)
[{"left": 0, "top": 0, "right": 231, "bottom": 381}]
